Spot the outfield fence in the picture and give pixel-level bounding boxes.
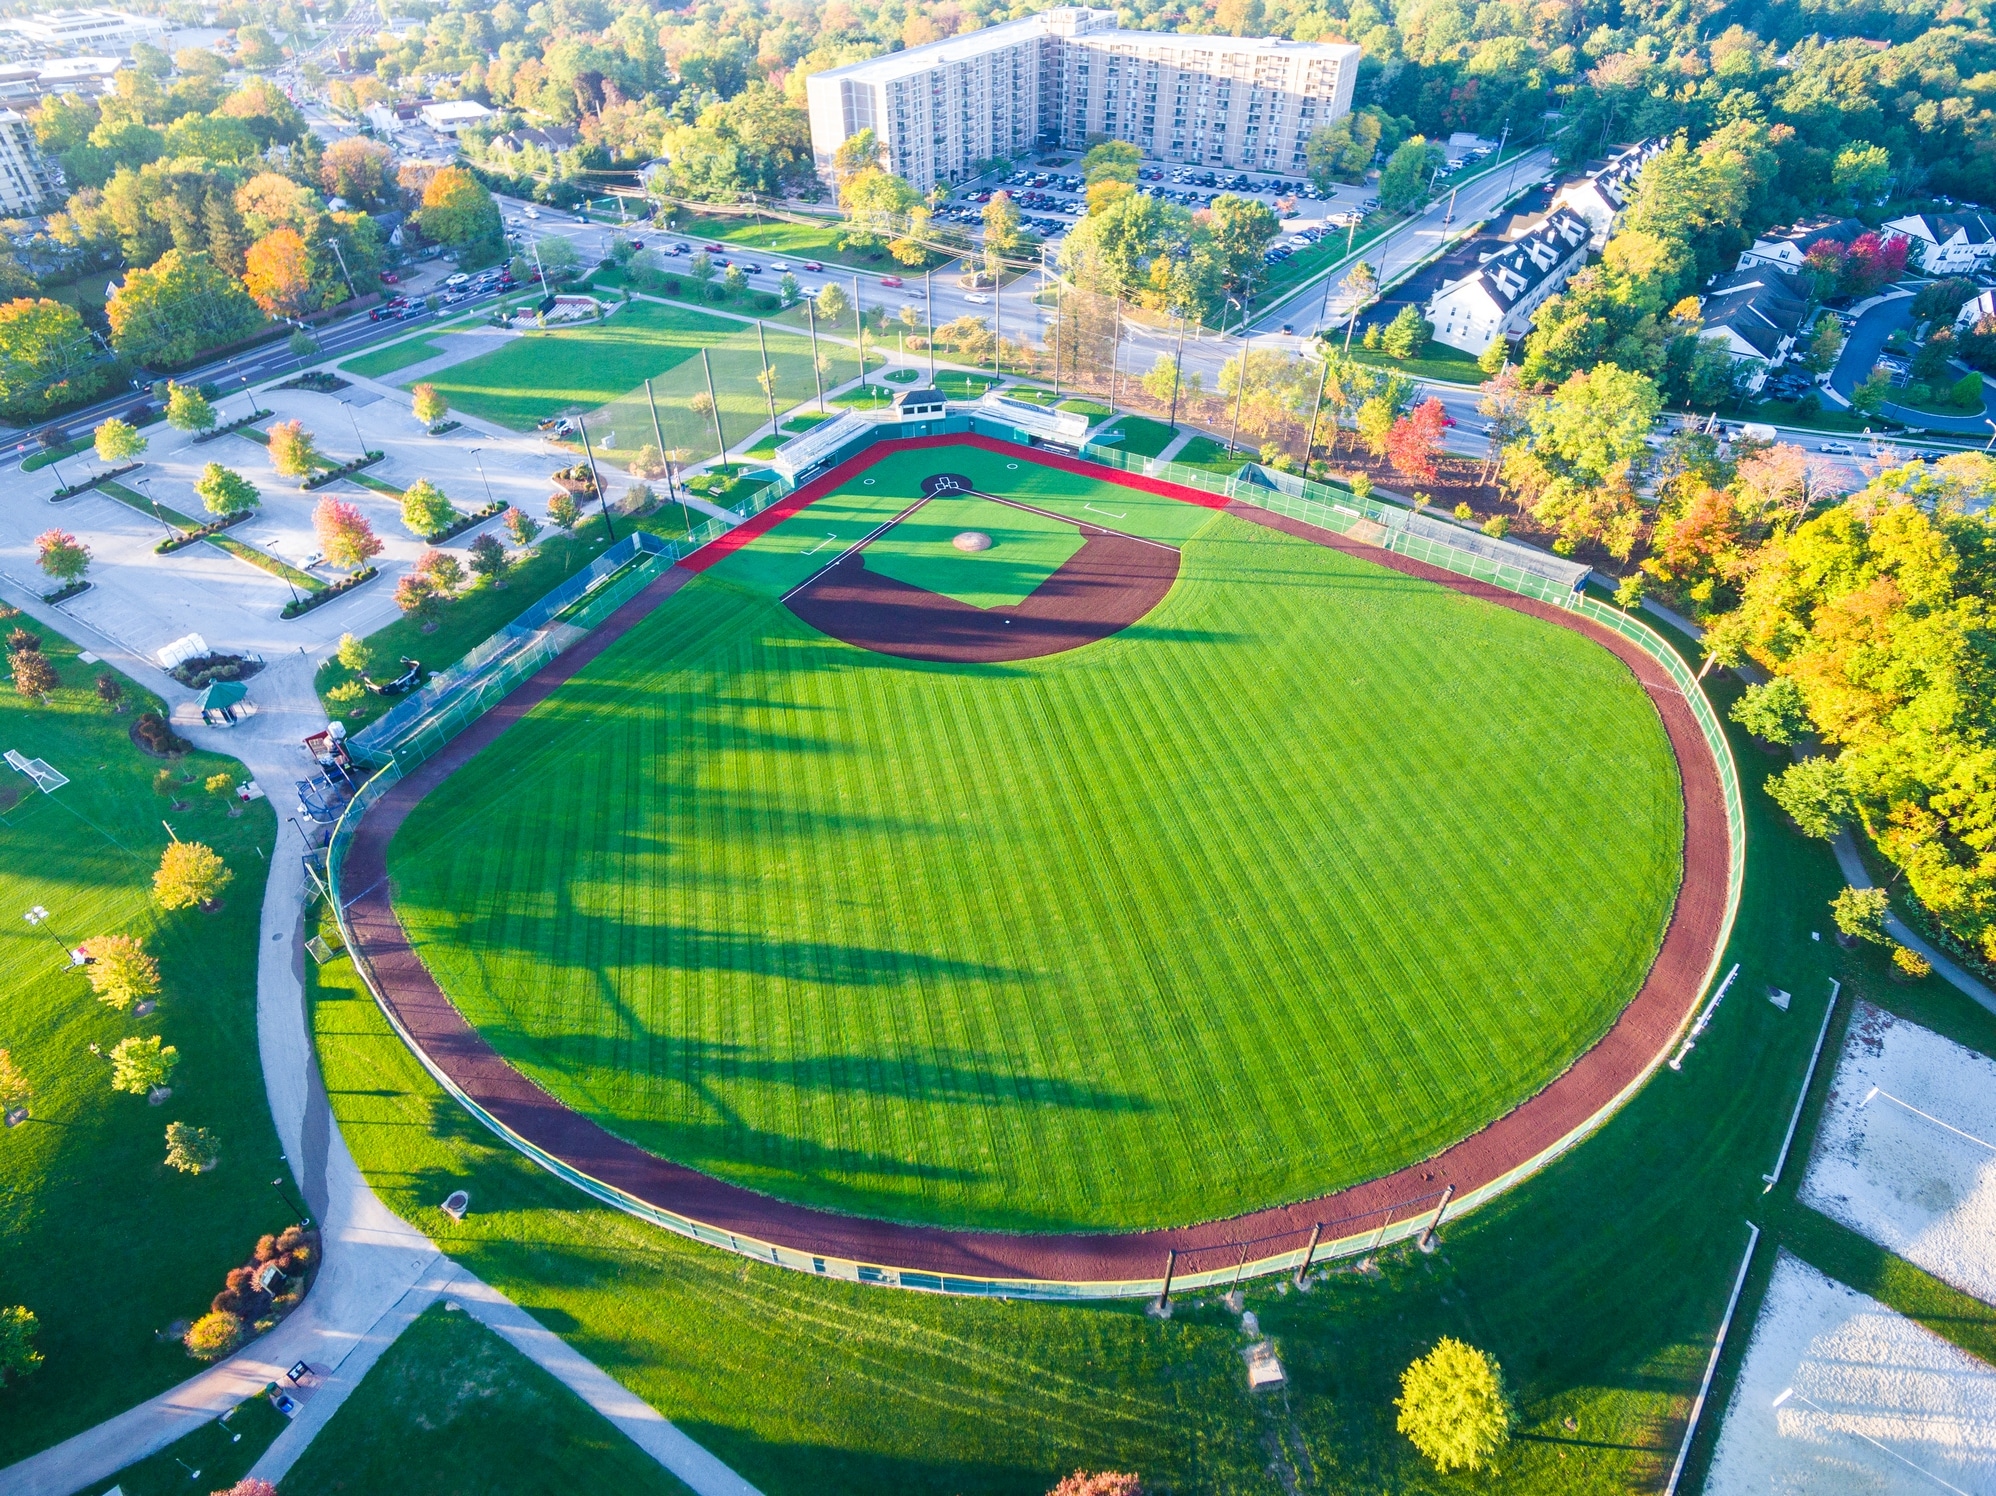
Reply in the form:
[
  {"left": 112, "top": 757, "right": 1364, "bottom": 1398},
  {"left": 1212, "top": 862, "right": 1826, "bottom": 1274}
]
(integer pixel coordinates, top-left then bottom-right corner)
[{"left": 326, "top": 414, "right": 1746, "bottom": 1300}]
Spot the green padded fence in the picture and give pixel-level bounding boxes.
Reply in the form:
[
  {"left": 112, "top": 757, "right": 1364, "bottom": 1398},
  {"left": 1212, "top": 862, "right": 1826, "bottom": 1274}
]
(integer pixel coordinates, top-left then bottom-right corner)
[{"left": 326, "top": 418, "right": 1747, "bottom": 1300}]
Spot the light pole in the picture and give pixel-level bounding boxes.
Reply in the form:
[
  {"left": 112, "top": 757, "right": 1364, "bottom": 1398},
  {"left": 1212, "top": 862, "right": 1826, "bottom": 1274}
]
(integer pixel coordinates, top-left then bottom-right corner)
[
  {"left": 137, "top": 476, "right": 173, "bottom": 538},
  {"left": 338, "top": 399, "right": 366, "bottom": 460},
  {"left": 270, "top": 1173, "right": 310, "bottom": 1226},
  {"left": 24, "top": 905, "right": 78, "bottom": 965},
  {"left": 1167, "top": 312, "right": 1186, "bottom": 431},
  {"left": 1225, "top": 301, "right": 1252, "bottom": 455},
  {"left": 468, "top": 448, "right": 496, "bottom": 509},
  {"left": 806, "top": 298, "right": 825, "bottom": 413}
]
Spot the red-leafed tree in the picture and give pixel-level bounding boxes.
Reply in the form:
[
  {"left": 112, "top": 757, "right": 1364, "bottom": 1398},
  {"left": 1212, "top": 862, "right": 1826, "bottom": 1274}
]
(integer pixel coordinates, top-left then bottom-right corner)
[
  {"left": 1839, "top": 232, "right": 1909, "bottom": 298},
  {"left": 1385, "top": 397, "right": 1449, "bottom": 484},
  {"left": 311, "top": 497, "right": 383, "bottom": 572}
]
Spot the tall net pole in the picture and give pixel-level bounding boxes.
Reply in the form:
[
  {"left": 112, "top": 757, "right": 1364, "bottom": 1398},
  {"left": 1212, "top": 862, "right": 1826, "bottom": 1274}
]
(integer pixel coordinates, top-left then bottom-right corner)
[
  {"left": 756, "top": 319, "right": 777, "bottom": 436},
  {"left": 807, "top": 298, "right": 825, "bottom": 413},
  {"left": 699, "top": 347, "right": 725, "bottom": 463},
  {"left": 924, "top": 268, "right": 935, "bottom": 383}
]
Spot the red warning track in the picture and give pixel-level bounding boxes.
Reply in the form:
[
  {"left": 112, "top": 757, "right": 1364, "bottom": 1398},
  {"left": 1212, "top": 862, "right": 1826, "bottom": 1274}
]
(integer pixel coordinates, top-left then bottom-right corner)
[{"left": 339, "top": 442, "right": 1733, "bottom": 1288}]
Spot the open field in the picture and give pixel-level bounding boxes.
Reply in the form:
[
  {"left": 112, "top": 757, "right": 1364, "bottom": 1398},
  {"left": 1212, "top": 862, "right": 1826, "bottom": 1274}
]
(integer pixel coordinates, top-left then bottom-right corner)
[
  {"left": 1350, "top": 346, "right": 1490, "bottom": 386},
  {"left": 341, "top": 335, "right": 445, "bottom": 380},
  {"left": 0, "top": 622, "right": 286, "bottom": 1467},
  {"left": 660, "top": 209, "right": 950, "bottom": 273},
  {"left": 1100, "top": 416, "right": 1178, "bottom": 457},
  {"left": 413, "top": 300, "right": 747, "bottom": 431},
  {"left": 278, "top": 1303, "right": 696, "bottom": 1496},
  {"left": 81, "top": 1394, "right": 289, "bottom": 1495},
  {"left": 1800, "top": 1005, "right": 1996, "bottom": 1306},
  {"left": 1706, "top": 1251, "right": 1996, "bottom": 1493},
  {"left": 382, "top": 442, "right": 1684, "bottom": 1233}
]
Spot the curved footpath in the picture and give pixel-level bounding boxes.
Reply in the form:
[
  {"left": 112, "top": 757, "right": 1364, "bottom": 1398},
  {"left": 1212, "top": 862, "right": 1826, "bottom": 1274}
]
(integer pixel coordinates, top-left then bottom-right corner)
[
  {"left": 337, "top": 483, "right": 1736, "bottom": 1289},
  {"left": 0, "top": 639, "right": 757, "bottom": 1496}
]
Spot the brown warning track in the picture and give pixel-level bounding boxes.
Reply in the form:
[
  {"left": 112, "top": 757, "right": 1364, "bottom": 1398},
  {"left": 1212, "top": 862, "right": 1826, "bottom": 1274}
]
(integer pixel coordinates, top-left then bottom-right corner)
[
  {"left": 784, "top": 526, "right": 1181, "bottom": 664},
  {"left": 338, "top": 468, "right": 1733, "bottom": 1287}
]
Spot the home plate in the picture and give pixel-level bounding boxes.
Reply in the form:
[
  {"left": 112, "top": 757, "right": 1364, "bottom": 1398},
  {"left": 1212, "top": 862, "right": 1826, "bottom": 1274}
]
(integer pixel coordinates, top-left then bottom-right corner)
[
  {"left": 1706, "top": 1251, "right": 1996, "bottom": 1493},
  {"left": 1245, "top": 1339, "right": 1285, "bottom": 1390},
  {"left": 1800, "top": 1003, "right": 1996, "bottom": 1306}
]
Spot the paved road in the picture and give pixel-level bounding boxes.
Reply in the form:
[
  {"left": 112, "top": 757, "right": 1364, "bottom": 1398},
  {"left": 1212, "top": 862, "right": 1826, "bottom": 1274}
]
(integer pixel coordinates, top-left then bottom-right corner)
[{"left": 1827, "top": 290, "right": 1996, "bottom": 435}]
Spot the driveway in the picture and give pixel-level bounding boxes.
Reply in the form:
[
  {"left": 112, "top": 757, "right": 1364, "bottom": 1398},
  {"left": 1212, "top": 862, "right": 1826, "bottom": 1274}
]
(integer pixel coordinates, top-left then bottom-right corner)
[{"left": 1827, "top": 289, "right": 1996, "bottom": 435}]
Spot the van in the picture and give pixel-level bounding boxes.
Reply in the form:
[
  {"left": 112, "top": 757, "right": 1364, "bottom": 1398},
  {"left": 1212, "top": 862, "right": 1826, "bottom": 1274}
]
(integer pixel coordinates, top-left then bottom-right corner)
[{"left": 1738, "top": 422, "right": 1778, "bottom": 443}]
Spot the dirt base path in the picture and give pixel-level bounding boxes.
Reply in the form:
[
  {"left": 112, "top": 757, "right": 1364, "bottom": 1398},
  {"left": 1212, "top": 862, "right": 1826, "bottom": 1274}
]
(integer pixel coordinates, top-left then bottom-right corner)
[{"left": 338, "top": 463, "right": 1732, "bottom": 1289}]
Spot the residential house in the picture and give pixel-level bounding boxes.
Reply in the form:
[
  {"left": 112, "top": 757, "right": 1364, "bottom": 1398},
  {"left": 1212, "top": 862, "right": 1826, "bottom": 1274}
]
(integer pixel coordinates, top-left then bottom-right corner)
[
  {"left": 484, "top": 124, "right": 579, "bottom": 159},
  {"left": 419, "top": 99, "right": 494, "bottom": 134},
  {"left": 1698, "top": 264, "right": 1810, "bottom": 390},
  {"left": 1547, "top": 138, "right": 1662, "bottom": 248},
  {"left": 1736, "top": 216, "right": 1866, "bottom": 273},
  {"left": 1956, "top": 288, "right": 1996, "bottom": 329},
  {"left": 1425, "top": 207, "right": 1592, "bottom": 356},
  {"left": 1881, "top": 210, "right": 1996, "bottom": 276}
]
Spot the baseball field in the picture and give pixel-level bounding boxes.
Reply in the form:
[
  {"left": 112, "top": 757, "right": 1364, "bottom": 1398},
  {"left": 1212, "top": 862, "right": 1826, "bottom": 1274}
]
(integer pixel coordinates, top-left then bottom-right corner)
[{"left": 380, "top": 440, "right": 1687, "bottom": 1235}]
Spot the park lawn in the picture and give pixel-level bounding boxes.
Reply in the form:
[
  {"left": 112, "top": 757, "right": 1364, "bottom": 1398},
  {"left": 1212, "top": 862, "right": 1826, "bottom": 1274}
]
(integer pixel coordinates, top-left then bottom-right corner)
[
  {"left": 1100, "top": 416, "right": 1178, "bottom": 457},
  {"left": 414, "top": 300, "right": 745, "bottom": 430},
  {"left": 662, "top": 210, "right": 949, "bottom": 272},
  {"left": 341, "top": 336, "right": 445, "bottom": 380},
  {"left": 311, "top": 596, "right": 1996, "bottom": 1496},
  {"left": 386, "top": 451, "right": 1684, "bottom": 1233},
  {"left": 933, "top": 370, "right": 1001, "bottom": 400},
  {"left": 82, "top": 1393, "right": 289, "bottom": 1496},
  {"left": 277, "top": 1303, "right": 696, "bottom": 1496},
  {"left": 1172, "top": 434, "right": 1247, "bottom": 475},
  {"left": 829, "top": 381, "right": 898, "bottom": 410},
  {"left": 1351, "top": 345, "right": 1490, "bottom": 386},
  {"left": 0, "top": 623, "right": 287, "bottom": 1467}
]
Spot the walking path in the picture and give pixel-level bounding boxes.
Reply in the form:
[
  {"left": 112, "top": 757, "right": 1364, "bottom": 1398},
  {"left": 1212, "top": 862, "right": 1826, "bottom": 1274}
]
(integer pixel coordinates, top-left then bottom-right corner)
[
  {"left": 0, "top": 623, "right": 758, "bottom": 1496},
  {"left": 1155, "top": 428, "right": 1199, "bottom": 463}
]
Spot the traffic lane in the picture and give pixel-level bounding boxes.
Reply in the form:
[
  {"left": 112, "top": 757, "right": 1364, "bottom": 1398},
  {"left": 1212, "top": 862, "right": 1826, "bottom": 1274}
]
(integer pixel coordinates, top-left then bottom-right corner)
[{"left": 1828, "top": 293, "right": 1911, "bottom": 400}]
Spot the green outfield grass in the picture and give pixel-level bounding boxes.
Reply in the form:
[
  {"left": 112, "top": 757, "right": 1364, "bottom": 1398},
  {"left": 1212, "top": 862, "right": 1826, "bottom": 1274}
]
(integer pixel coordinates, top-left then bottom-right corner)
[
  {"left": 278, "top": 1304, "right": 695, "bottom": 1496},
  {"left": 0, "top": 625, "right": 286, "bottom": 1467},
  {"left": 414, "top": 301, "right": 744, "bottom": 430},
  {"left": 384, "top": 443, "right": 1683, "bottom": 1234},
  {"left": 860, "top": 492, "right": 1086, "bottom": 608}
]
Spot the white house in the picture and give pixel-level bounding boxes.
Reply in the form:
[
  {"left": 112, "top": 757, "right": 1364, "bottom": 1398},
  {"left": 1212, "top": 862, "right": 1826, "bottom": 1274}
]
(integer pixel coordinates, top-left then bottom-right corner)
[
  {"left": 1882, "top": 211, "right": 1996, "bottom": 276},
  {"left": 1547, "top": 138, "right": 1662, "bottom": 249},
  {"left": 1698, "top": 264, "right": 1810, "bottom": 391},
  {"left": 1956, "top": 288, "right": 1996, "bottom": 329},
  {"left": 1737, "top": 216, "right": 1866, "bottom": 273},
  {"left": 1426, "top": 208, "right": 1592, "bottom": 356},
  {"left": 418, "top": 99, "right": 494, "bottom": 134}
]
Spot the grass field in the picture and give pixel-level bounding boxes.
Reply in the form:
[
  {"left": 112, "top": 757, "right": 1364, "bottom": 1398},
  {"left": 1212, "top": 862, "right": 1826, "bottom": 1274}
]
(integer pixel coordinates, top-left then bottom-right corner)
[
  {"left": 278, "top": 1304, "right": 695, "bottom": 1496},
  {"left": 413, "top": 300, "right": 747, "bottom": 431},
  {"left": 83, "top": 1395, "right": 289, "bottom": 1495},
  {"left": 1172, "top": 434, "right": 1247, "bottom": 474},
  {"left": 1351, "top": 346, "right": 1491, "bottom": 386},
  {"left": 341, "top": 335, "right": 444, "bottom": 380},
  {"left": 313, "top": 608, "right": 1996, "bottom": 1495},
  {"left": 0, "top": 624, "right": 287, "bottom": 1467},
  {"left": 384, "top": 442, "right": 1683, "bottom": 1233},
  {"left": 1101, "top": 417, "right": 1179, "bottom": 457}
]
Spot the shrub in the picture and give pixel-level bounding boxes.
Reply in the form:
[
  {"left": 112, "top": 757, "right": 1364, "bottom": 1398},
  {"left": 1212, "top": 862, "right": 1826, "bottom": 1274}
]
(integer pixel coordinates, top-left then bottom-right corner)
[
  {"left": 183, "top": 1310, "right": 244, "bottom": 1360},
  {"left": 109, "top": 1034, "right": 178, "bottom": 1095},
  {"left": 10, "top": 648, "right": 57, "bottom": 701},
  {"left": 326, "top": 680, "right": 366, "bottom": 711},
  {"left": 164, "top": 1121, "right": 220, "bottom": 1173},
  {"left": 1048, "top": 1474, "right": 1142, "bottom": 1496},
  {"left": 133, "top": 711, "right": 191, "bottom": 755},
  {"left": 6, "top": 627, "right": 37, "bottom": 653},
  {"left": 81, "top": 934, "right": 161, "bottom": 1010},
  {"left": 1893, "top": 945, "right": 1933, "bottom": 978},
  {"left": 0, "top": 1305, "right": 41, "bottom": 1386},
  {"left": 154, "top": 840, "right": 233, "bottom": 909},
  {"left": 1453, "top": 501, "right": 1473, "bottom": 520},
  {"left": 95, "top": 672, "right": 123, "bottom": 710},
  {"left": 1396, "top": 1337, "right": 1512, "bottom": 1473}
]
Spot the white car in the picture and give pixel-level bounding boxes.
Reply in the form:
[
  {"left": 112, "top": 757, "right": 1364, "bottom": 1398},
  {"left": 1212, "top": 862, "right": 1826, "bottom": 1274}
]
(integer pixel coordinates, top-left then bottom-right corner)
[
  {"left": 769, "top": 261, "right": 790, "bottom": 272},
  {"left": 523, "top": 206, "right": 540, "bottom": 219},
  {"left": 964, "top": 292, "right": 991, "bottom": 304}
]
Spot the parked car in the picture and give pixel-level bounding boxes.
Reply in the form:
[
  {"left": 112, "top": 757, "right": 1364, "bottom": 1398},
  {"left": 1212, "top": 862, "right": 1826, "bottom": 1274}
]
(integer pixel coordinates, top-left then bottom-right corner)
[{"left": 380, "top": 270, "right": 400, "bottom": 284}]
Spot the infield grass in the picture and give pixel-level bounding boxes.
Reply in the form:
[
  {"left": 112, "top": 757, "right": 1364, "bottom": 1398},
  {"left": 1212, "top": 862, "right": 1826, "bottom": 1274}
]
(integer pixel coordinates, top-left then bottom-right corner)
[{"left": 385, "top": 445, "right": 1683, "bottom": 1233}]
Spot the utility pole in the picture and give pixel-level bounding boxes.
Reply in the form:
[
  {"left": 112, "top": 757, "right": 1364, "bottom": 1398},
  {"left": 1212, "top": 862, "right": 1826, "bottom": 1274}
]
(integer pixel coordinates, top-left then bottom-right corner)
[
  {"left": 1107, "top": 286, "right": 1123, "bottom": 410},
  {"left": 806, "top": 298, "right": 825, "bottom": 413},
  {"left": 851, "top": 271, "right": 864, "bottom": 389},
  {"left": 993, "top": 262, "right": 1003, "bottom": 379},
  {"left": 1051, "top": 276, "right": 1062, "bottom": 397},
  {"left": 699, "top": 347, "right": 725, "bottom": 463}
]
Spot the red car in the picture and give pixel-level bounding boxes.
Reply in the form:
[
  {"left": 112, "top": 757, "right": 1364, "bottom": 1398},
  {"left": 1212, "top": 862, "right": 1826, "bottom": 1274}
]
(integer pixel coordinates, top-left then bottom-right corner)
[
  {"left": 803, "top": 260, "right": 823, "bottom": 271},
  {"left": 880, "top": 275, "right": 904, "bottom": 288},
  {"left": 380, "top": 270, "right": 400, "bottom": 284}
]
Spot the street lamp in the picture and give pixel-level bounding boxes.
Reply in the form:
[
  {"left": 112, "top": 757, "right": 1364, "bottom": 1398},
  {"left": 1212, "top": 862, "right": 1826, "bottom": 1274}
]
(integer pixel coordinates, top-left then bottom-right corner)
[
  {"left": 24, "top": 905, "right": 79, "bottom": 965},
  {"left": 137, "top": 476, "right": 173, "bottom": 538},
  {"left": 270, "top": 1174, "right": 310, "bottom": 1226},
  {"left": 468, "top": 448, "right": 497, "bottom": 510}
]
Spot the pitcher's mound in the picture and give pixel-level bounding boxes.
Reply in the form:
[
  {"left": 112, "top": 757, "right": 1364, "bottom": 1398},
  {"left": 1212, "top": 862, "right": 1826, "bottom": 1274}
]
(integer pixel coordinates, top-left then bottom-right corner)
[{"left": 953, "top": 531, "right": 994, "bottom": 552}]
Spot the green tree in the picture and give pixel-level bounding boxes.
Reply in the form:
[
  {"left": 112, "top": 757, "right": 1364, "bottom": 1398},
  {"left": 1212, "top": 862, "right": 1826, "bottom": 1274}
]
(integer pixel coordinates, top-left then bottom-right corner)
[
  {"left": 1502, "top": 364, "right": 1661, "bottom": 558},
  {"left": 335, "top": 631, "right": 371, "bottom": 674},
  {"left": 193, "top": 462, "right": 259, "bottom": 517},
  {"left": 109, "top": 1034, "right": 179, "bottom": 1095},
  {"left": 1797, "top": 316, "right": 1844, "bottom": 378},
  {"left": 35, "top": 529, "right": 90, "bottom": 586},
  {"left": 399, "top": 478, "right": 456, "bottom": 536},
  {"left": 723, "top": 264, "right": 747, "bottom": 296},
  {"left": 417, "top": 165, "right": 502, "bottom": 256},
  {"left": 1832, "top": 885, "right": 1892, "bottom": 944},
  {"left": 1305, "top": 110, "right": 1384, "bottom": 188},
  {"left": 1731, "top": 677, "right": 1811, "bottom": 744},
  {"left": 0, "top": 298, "right": 107, "bottom": 416},
  {"left": 106, "top": 250, "right": 261, "bottom": 367},
  {"left": 815, "top": 282, "right": 850, "bottom": 324},
  {"left": 1381, "top": 305, "right": 1430, "bottom": 359},
  {"left": 411, "top": 382, "right": 449, "bottom": 428},
  {"left": 154, "top": 840, "right": 232, "bottom": 909},
  {"left": 839, "top": 167, "right": 920, "bottom": 252},
  {"left": 1081, "top": 141, "right": 1141, "bottom": 186},
  {"left": 80, "top": 933, "right": 160, "bottom": 1010},
  {"left": 0, "top": 1305, "right": 41, "bottom": 1386},
  {"left": 164, "top": 1121, "right": 221, "bottom": 1173},
  {"left": 1202, "top": 194, "right": 1281, "bottom": 301},
  {"left": 267, "top": 419, "right": 319, "bottom": 478},
  {"left": 93, "top": 415, "right": 147, "bottom": 463},
  {"left": 166, "top": 381, "right": 215, "bottom": 432},
  {"left": 1832, "top": 142, "right": 1892, "bottom": 207},
  {"left": 1377, "top": 136, "right": 1442, "bottom": 213},
  {"left": 1396, "top": 1337, "right": 1512, "bottom": 1473}
]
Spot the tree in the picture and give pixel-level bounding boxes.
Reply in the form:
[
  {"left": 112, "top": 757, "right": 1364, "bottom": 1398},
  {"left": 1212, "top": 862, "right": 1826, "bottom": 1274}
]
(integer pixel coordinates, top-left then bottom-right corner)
[
  {"left": 1380, "top": 305, "right": 1430, "bottom": 360},
  {"left": 815, "top": 282, "right": 850, "bottom": 323},
  {"left": 1378, "top": 137, "right": 1442, "bottom": 213},
  {"left": 1502, "top": 365, "right": 1661, "bottom": 559},
  {"left": 1797, "top": 316, "right": 1844, "bottom": 378},
  {"left": 1832, "top": 885, "right": 1892, "bottom": 944},
  {"left": 93, "top": 416, "right": 147, "bottom": 463},
  {"left": 399, "top": 478, "right": 455, "bottom": 537},
  {"left": 1306, "top": 112, "right": 1386, "bottom": 189},
  {"left": 166, "top": 381, "right": 215, "bottom": 433},
  {"left": 1912, "top": 278, "right": 1978, "bottom": 326},
  {"left": 336, "top": 632, "right": 370, "bottom": 674},
  {"left": 505, "top": 507, "right": 541, "bottom": 547},
  {"left": 1839, "top": 232, "right": 1908, "bottom": 298},
  {"left": 1767, "top": 754, "right": 1856, "bottom": 838},
  {"left": 1386, "top": 399, "right": 1448, "bottom": 483},
  {"left": 106, "top": 250, "right": 261, "bottom": 367},
  {"left": 80, "top": 933, "right": 160, "bottom": 1010},
  {"left": 1203, "top": 195, "right": 1281, "bottom": 300},
  {"left": 109, "top": 1034, "right": 179, "bottom": 1095},
  {"left": 164, "top": 1121, "right": 220, "bottom": 1174},
  {"left": 193, "top": 463, "right": 259, "bottom": 517},
  {"left": 1832, "top": 142, "right": 1892, "bottom": 207},
  {"left": 205, "top": 771, "right": 234, "bottom": 803},
  {"left": 395, "top": 571, "right": 443, "bottom": 623},
  {"left": 0, "top": 1048, "right": 31, "bottom": 1116},
  {"left": 688, "top": 251, "right": 714, "bottom": 287},
  {"left": 779, "top": 272, "right": 800, "bottom": 305},
  {"left": 312, "top": 497, "right": 382, "bottom": 571},
  {"left": 723, "top": 264, "right": 747, "bottom": 297},
  {"left": 411, "top": 382, "right": 448, "bottom": 428},
  {"left": 1396, "top": 1337, "right": 1512, "bottom": 1473},
  {"left": 548, "top": 491, "right": 581, "bottom": 531},
  {"left": 319, "top": 136, "right": 393, "bottom": 206},
  {"left": 839, "top": 167, "right": 920, "bottom": 253},
  {"left": 1730, "top": 677, "right": 1811, "bottom": 745},
  {"left": 468, "top": 531, "right": 510, "bottom": 587},
  {"left": 95, "top": 672, "right": 123, "bottom": 712},
  {"left": 35, "top": 530, "right": 89, "bottom": 586},
  {"left": 1355, "top": 396, "right": 1396, "bottom": 456},
  {"left": 1849, "top": 368, "right": 1893, "bottom": 416},
  {"left": 0, "top": 298, "right": 107, "bottom": 416},
  {"left": 1141, "top": 355, "right": 1182, "bottom": 404},
  {"left": 0, "top": 1306, "right": 40, "bottom": 1387},
  {"left": 267, "top": 419, "right": 319, "bottom": 478},
  {"left": 243, "top": 227, "right": 316, "bottom": 317},
  {"left": 10, "top": 647, "right": 56, "bottom": 701},
  {"left": 982, "top": 190, "right": 1027, "bottom": 261},
  {"left": 1081, "top": 141, "right": 1142, "bottom": 186},
  {"left": 154, "top": 839, "right": 233, "bottom": 909},
  {"left": 417, "top": 166, "right": 502, "bottom": 256},
  {"left": 536, "top": 235, "right": 581, "bottom": 284}
]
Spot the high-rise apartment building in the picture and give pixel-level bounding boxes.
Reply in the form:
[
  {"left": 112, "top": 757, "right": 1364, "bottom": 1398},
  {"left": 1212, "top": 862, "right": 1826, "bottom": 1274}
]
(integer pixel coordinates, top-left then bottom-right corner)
[
  {"left": 806, "top": 8, "right": 1361, "bottom": 191},
  {"left": 0, "top": 109, "right": 59, "bottom": 213}
]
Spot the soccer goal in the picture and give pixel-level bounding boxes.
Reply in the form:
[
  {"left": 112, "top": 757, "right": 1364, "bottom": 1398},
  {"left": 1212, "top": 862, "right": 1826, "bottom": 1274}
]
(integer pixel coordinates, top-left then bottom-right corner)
[{"left": 4, "top": 749, "right": 68, "bottom": 793}]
